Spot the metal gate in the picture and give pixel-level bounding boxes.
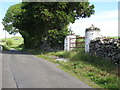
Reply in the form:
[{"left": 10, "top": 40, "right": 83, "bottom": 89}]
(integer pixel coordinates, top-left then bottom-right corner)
[{"left": 69, "top": 36, "right": 85, "bottom": 49}]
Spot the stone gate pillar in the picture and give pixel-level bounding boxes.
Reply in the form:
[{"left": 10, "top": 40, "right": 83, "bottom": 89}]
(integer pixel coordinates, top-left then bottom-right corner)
[
  {"left": 85, "top": 24, "right": 101, "bottom": 53},
  {"left": 64, "top": 35, "right": 76, "bottom": 51}
]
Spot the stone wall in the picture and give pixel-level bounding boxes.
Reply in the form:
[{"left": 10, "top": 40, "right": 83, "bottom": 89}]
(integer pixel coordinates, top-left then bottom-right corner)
[{"left": 89, "top": 37, "right": 120, "bottom": 65}]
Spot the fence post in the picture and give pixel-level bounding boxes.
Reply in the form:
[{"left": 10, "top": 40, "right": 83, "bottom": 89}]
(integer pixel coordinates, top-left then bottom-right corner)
[
  {"left": 85, "top": 24, "right": 101, "bottom": 53},
  {"left": 64, "top": 35, "right": 76, "bottom": 51}
]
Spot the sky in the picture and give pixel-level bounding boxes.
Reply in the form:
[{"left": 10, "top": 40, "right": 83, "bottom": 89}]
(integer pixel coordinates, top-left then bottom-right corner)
[
  {"left": 70, "top": 1, "right": 118, "bottom": 36},
  {"left": 0, "top": 0, "right": 119, "bottom": 39},
  {"left": 0, "top": 0, "right": 22, "bottom": 39}
]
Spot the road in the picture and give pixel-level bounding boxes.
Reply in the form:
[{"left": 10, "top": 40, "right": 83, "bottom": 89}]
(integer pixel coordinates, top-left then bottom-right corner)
[{"left": 2, "top": 50, "right": 92, "bottom": 88}]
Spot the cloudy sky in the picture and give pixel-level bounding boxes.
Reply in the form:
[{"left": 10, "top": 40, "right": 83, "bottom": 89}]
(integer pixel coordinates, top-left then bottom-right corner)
[
  {"left": 70, "top": 1, "right": 118, "bottom": 36},
  {"left": 0, "top": 0, "right": 119, "bottom": 39}
]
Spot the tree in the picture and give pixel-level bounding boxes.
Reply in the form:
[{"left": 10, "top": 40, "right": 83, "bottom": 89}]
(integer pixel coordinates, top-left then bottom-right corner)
[
  {"left": 2, "top": 2, "right": 95, "bottom": 49},
  {"left": 47, "top": 27, "right": 70, "bottom": 49},
  {"left": 2, "top": 3, "right": 22, "bottom": 35}
]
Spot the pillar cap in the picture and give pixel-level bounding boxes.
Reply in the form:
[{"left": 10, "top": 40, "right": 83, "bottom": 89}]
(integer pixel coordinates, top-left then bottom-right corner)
[{"left": 85, "top": 24, "right": 100, "bottom": 32}]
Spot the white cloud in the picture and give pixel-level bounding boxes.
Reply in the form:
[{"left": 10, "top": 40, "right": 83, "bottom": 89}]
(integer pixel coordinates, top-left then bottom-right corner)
[
  {"left": 0, "top": 23, "right": 5, "bottom": 39},
  {"left": 0, "top": 22, "right": 22, "bottom": 39},
  {"left": 93, "top": 10, "right": 118, "bottom": 20},
  {"left": 89, "top": 0, "right": 119, "bottom": 2},
  {"left": 0, "top": 0, "right": 22, "bottom": 2},
  {"left": 70, "top": 10, "right": 118, "bottom": 37}
]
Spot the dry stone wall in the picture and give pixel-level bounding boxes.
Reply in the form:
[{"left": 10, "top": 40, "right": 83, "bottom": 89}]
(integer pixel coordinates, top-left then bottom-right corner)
[{"left": 89, "top": 37, "right": 120, "bottom": 65}]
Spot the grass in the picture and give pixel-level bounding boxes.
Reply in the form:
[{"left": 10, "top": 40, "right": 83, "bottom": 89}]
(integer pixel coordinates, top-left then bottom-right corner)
[
  {"left": 0, "top": 37, "right": 24, "bottom": 50},
  {"left": 103, "top": 36, "right": 120, "bottom": 39},
  {"left": 28, "top": 48, "right": 119, "bottom": 89},
  {"left": 76, "top": 37, "right": 85, "bottom": 48}
]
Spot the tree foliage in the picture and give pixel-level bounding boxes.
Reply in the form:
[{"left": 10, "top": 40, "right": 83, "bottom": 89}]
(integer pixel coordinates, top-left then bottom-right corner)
[
  {"left": 2, "top": 3, "right": 22, "bottom": 35},
  {"left": 2, "top": 2, "right": 95, "bottom": 50}
]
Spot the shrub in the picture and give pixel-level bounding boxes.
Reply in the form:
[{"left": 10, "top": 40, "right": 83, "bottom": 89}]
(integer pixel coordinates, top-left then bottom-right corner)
[
  {"left": 1, "top": 39, "right": 7, "bottom": 42},
  {"left": 6, "top": 40, "right": 13, "bottom": 46},
  {"left": 3, "top": 45, "right": 10, "bottom": 50}
]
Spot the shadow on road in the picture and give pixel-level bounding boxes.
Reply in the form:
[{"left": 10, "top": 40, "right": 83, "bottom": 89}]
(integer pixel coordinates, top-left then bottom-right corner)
[{"left": 1, "top": 50, "right": 32, "bottom": 55}]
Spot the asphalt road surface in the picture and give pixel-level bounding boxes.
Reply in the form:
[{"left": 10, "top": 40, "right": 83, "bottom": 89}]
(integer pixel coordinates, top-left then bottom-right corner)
[{"left": 2, "top": 50, "right": 92, "bottom": 88}]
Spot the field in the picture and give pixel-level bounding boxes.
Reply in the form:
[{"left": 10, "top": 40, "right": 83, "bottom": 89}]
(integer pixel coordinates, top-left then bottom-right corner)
[{"left": 0, "top": 37, "right": 24, "bottom": 50}]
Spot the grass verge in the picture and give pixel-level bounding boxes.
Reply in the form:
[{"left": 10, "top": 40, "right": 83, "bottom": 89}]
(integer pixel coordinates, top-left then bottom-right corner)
[{"left": 28, "top": 49, "right": 119, "bottom": 89}]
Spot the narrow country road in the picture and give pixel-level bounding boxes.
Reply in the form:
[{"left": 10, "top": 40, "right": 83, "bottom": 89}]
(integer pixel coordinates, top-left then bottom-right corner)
[{"left": 2, "top": 50, "right": 92, "bottom": 88}]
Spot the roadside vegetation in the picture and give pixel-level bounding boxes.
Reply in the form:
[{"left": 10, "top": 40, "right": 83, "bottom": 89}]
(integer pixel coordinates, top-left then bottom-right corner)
[
  {"left": 0, "top": 37, "right": 24, "bottom": 50},
  {"left": 28, "top": 48, "right": 119, "bottom": 89}
]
